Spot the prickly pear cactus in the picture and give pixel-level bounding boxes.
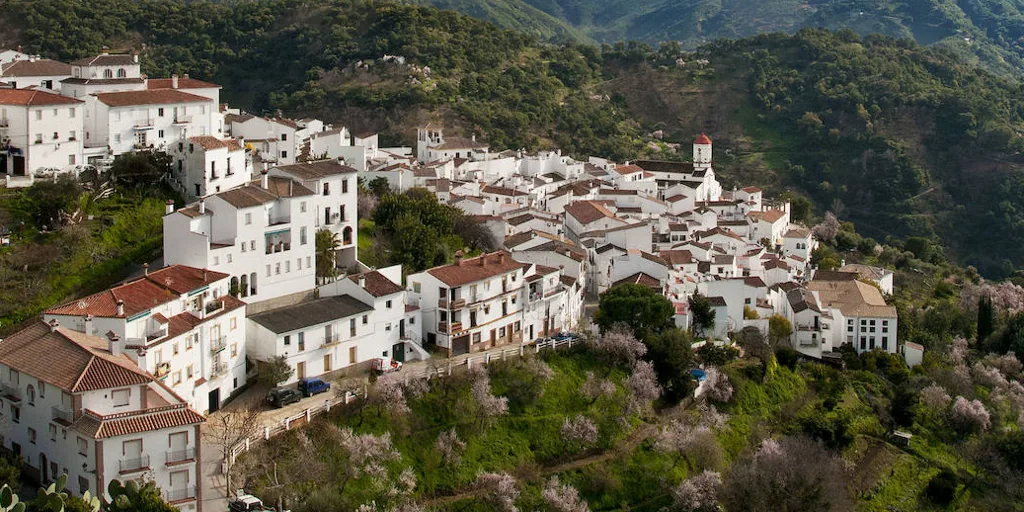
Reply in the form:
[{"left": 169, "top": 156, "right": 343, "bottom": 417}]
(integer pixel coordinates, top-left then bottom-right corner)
[{"left": 0, "top": 484, "right": 26, "bottom": 512}]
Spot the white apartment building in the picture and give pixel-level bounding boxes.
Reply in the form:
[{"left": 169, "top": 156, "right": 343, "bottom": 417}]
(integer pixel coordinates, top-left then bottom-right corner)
[
  {"left": 247, "top": 295, "right": 378, "bottom": 384},
  {"left": 0, "top": 57, "right": 71, "bottom": 90},
  {"left": 0, "top": 89, "right": 84, "bottom": 186},
  {"left": 319, "top": 266, "right": 427, "bottom": 362},
  {"left": 809, "top": 273, "right": 899, "bottom": 354},
  {"left": 416, "top": 125, "right": 489, "bottom": 163},
  {"left": 169, "top": 136, "right": 251, "bottom": 201},
  {"left": 0, "top": 48, "right": 30, "bottom": 66},
  {"left": 89, "top": 89, "right": 217, "bottom": 156},
  {"left": 226, "top": 115, "right": 301, "bottom": 166},
  {"left": 269, "top": 159, "right": 359, "bottom": 268},
  {"left": 0, "top": 320, "right": 204, "bottom": 510},
  {"left": 43, "top": 265, "right": 248, "bottom": 414},
  {"left": 407, "top": 251, "right": 527, "bottom": 356},
  {"left": 163, "top": 174, "right": 317, "bottom": 304}
]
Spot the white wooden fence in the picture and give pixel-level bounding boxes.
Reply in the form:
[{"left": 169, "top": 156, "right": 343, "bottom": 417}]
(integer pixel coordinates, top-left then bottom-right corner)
[{"left": 228, "top": 336, "right": 584, "bottom": 464}]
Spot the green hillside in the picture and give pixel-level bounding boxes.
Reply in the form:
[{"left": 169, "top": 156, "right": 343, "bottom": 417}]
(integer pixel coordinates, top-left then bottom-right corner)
[{"left": 414, "top": 0, "right": 1024, "bottom": 74}]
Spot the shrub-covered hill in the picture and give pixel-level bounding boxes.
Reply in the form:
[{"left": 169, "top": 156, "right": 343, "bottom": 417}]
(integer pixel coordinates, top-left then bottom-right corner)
[{"left": 5, "top": 1, "right": 1024, "bottom": 276}]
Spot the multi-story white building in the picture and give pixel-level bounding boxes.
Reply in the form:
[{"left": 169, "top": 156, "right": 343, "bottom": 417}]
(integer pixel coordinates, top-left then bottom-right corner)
[
  {"left": 0, "top": 48, "right": 31, "bottom": 66},
  {"left": 319, "top": 266, "right": 427, "bottom": 362},
  {"left": 226, "top": 115, "right": 302, "bottom": 166},
  {"left": 246, "top": 295, "right": 377, "bottom": 383},
  {"left": 0, "top": 89, "right": 84, "bottom": 186},
  {"left": 0, "top": 320, "right": 204, "bottom": 510},
  {"left": 269, "top": 159, "right": 359, "bottom": 268},
  {"left": 0, "top": 57, "right": 71, "bottom": 91},
  {"left": 89, "top": 89, "right": 217, "bottom": 155},
  {"left": 407, "top": 251, "right": 527, "bottom": 356},
  {"left": 43, "top": 265, "right": 247, "bottom": 414},
  {"left": 169, "top": 136, "right": 251, "bottom": 201},
  {"left": 809, "top": 272, "right": 898, "bottom": 354},
  {"left": 163, "top": 173, "right": 317, "bottom": 304}
]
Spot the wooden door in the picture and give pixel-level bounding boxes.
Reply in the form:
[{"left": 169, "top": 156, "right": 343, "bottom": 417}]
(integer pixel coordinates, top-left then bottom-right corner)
[{"left": 297, "top": 362, "right": 306, "bottom": 380}]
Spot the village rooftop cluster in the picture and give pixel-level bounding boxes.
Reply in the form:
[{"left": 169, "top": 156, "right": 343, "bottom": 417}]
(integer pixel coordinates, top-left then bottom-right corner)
[{"left": 0, "top": 49, "right": 915, "bottom": 511}]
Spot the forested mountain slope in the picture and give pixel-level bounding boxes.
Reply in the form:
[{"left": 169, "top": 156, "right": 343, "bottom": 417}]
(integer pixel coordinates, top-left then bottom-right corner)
[
  {"left": 414, "top": 0, "right": 1024, "bottom": 75},
  {"left": 4, "top": 0, "right": 1024, "bottom": 276}
]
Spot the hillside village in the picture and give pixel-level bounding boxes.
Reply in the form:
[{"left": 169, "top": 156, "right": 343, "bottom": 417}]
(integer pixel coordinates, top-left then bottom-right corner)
[{"left": 0, "top": 48, "right": 918, "bottom": 510}]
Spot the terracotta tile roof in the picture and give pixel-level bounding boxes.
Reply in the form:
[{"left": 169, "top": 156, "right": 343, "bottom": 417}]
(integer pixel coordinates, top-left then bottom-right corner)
[
  {"left": 275, "top": 160, "right": 357, "bottom": 180},
  {"left": 95, "top": 89, "right": 211, "bottom": 107},
  {"left": 71, "top": 54, "right": 136, "bottom": 66},
  {"left": 61, "top": 77, "right": 144, "bottom": 85},
  {"left": 507, "top": 214, "right": 536, "bottom": 226},
  {"left": 694, "top": 133, "right": 712, "bottom": 144},
  {"left": 615, "top": 164, "right": 644, "bottom": 175},
  {"left": 0, "top": 88, "right": 82, "bottom": 106},
  {"left": 434, "top": 136, "right": 488, "bottom": 150},
  {"left": 784, "top": 226, "right": 812, "bottom": 238},
  {"left": 639, "top": 250, "right": 668, "bottom": 266},
  {"left": 788, "top": 288, "right": 821, "bottom": 314},
  {"left": 747, "top": 209, "right": 787, "bottom": 223},
  {"left": 659, "top": 250, "right": 694, "bottom": 266},
  {"left": 744, "top": 276, "right": 767, "bottom": 288},
  {"left": 665, "top": 194, "right": 688, "bottom": 202},
  {"left": 147, "top": 77, "right": 221, "bottom": 90},
  {"left": 427, "top": 250, "right": 526, "bottom": 287},
  {"left": 93, "top": 407, "right": 205, "bottom": 438},
  {"left": 598, "top": 188, "right": 638, "bottom": 196},
  {"left": 742, "top": 186, "right": 762, "bottom": 193},
  {"left": 482, "top": 185, "right": 527, "bottom": 196},
  {"left": 565, "top": 201, "right": 621, "bottom": 225},
  {"left": 189, "top": 136, "right": 244, "bottom": 152},
  {"left": 613, "top": 272, "right": 661, "bottom": 290},
  {"left": 808, "top": 279, "right": 896, "bottom": 317},
  {"left": 634, "top": 160, "right": 695, "bottom": 174},
  {"left": 225, "top": 113, "right": 255, "bottom": 124},
  {"left": 46, "top": 265, "right": 228, "bottom": 318},
  {"left": 0, "top": 322, "right": 153, "bottom": 392},
  {"left": 0, "top": 59, "right": 71, "bottom": 77},
  {"left": 163, "top": 295, "right": 245, "bottom": 340},
  {"left": 270, "top": 117, "right": 299, "bottom": 129},
  {"left": 525, "top": 240, "right": 586, "bottom": 262},
  {"left": 348, "top": 271, "right": 403, "bottom": 297}
]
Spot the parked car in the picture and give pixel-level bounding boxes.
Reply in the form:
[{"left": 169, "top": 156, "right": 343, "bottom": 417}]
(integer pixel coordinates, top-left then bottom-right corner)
[
  {"left": 372, "top": 358, "right": 403, "bottom": 374},
  {"left": 553, "top": 332, "right": 573, "bottom": 341},
  {"left": 266, "top": 387, "right": 302, "bottom": 408},
  {"left": 298, "top": 377, "right": 331, "bottom": 397},
  {"left": 229, "top": 493, "right": 278, "bottom": 512}
]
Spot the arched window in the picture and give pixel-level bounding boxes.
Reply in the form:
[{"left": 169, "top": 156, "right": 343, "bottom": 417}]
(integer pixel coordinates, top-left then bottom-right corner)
[
  {"left": 26, "top": 384, "right": 35, "bottom": 405},
  {"left": 239, "top": 275, "right": 248, "bottom": 298},
  {"left": 250, "top": 272, "right": 258, "bottom": 296},
  {"left": 342, "top": 226, "right": 353, "bottom": 245},
  {"left": 116, "top": 68, "right": 126, "bottom": 78},
  {"left": 103, "top": 69, "right": 113, "bottom": 79},
  {"left": 230, "top": 277, "right": 240, "bottom": 297}
]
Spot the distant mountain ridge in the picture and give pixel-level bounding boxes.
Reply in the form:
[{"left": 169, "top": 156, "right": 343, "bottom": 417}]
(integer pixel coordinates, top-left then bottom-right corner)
[{"left": 414, "top": 0, "right": 1024, "bottom": 74}]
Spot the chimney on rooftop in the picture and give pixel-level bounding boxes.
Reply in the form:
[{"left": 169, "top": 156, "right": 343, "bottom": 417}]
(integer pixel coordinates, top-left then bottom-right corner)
[
  {"left": 165, "top": 199, "right": 175, "bottom": 215},
  {"left": 143, "top": 262, "right": 149, "bottom": 276},
  {"left": 116, "top": 299, "right": 124, "bottom": 317},
  {"left": 261, "top": 169, "right": 269, "bottom": 189},
  {"left": 359, "top": 275, "right": 366, "bottom": 288},
  {"left": 199, "top": 197, "right": 206, "bottom": 214},
  {"left": 171, "top": 74, "right": 179, "bottom": 89},
  {"left": 107, "top": 332, "right": 121, "bottom": 357},
  {"left": 183, "top": 73, "right": 189, "bottom": 79},
  {"left": 48, "top": 319, "right": 59, "bottom": 333},
  {"left": 133, "top": 53, "right": 139, "bottom": 64},
  {"left": 455, "top": 251, "right": 464, "bottom": 266},
  {"left": 101, "top": 46, "right": 109, "bottom": 55},
  {"left": 84, "top": 314, "right": 93, "bottom": 335},
  {"left": 471, "top": 134, "right": 476, "bottom": 142}
]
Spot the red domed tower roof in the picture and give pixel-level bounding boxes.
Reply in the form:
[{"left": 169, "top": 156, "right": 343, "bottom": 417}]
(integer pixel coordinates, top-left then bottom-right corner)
[{"left": 694, "top": 133, "right": 712, "bottom": 145}]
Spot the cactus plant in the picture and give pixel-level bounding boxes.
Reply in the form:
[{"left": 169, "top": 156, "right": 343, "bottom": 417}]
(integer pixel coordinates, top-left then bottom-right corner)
[{"left": 0, "top": 485, "right": 25, "bottom": 512}]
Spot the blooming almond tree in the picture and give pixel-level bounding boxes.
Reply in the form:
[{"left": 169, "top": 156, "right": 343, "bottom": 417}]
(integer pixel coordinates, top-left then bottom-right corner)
[
  {"left": 920, "top": 384, "right": 952, "bottom": 410},
  {"left": 972, "top": 363, "right": 1008, "bottom": 389},
  {"left": 670, "top": 470, "right": 722, "bottom": 512},
  {"left": 949, "top": 396, "right": 991, "bottom": 433},
  {"left": 469, "top": 366, "right": 509, "bottom": 427},
  {"left": 327, "top": 426, "right": 401, "bottom": 493},
  {"left": 581, "top": 371, "right": 617, "bottom": 404},
  {"left": 626, "top": 360, "right": 662, "bottom": 416},
  {"left": 702, "top": 367, "right": 734, "bottom": 403},
  {"left": 435, "top": 428, "right": 466, "bottom": 466},
  {"left": 542, "top": 476, "right": 590, "bottom": 512},
  {"left": 595, "top": 328, "right": 647, "bottom": 367},
  {"left": 475, "top": 472, "right": 520, "bottom": 512},
  {"left": 812, "top": 212, "right": 839, "bottom": 244},
  {"left": 654, "top": 421, "right": 723, "bottom": 471},
  {"left": 561, "top": 414, "right": 599, "bottom": 453}
]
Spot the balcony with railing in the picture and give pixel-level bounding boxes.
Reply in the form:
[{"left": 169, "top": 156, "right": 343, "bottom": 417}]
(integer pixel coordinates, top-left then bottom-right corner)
[
  {"left": 211, "top": 361, "right": 229, "bottom": 378},
  {"left": 205, "top": 300, "right": 224, "bottom": 315},
  {"left": 322, "top": 334, "right": 342, "bottom": 347},
  {"left": 438, "top": 297, "right": 466, "bottom": 309},
  {"left": 210, "top": 336, "right": 227, "bottom": 354},
  {"left": 265, "top": 228, "right": 292, "bottom": 254},
  {"left": 1, "top": 384, "right": 21, "bottom": 402},
  {"left": 119, "top": 455, "right": 150, "bottom": 474},
  {"left": 133, "top": 118, "right": 155, "bottom": 130},
  {"left": 438, "top": 322, "right": 463, "bottom": 333},
  {"left": 0, "top": 118, "right": 9, "bottom": 128},
  {"left": 172, "top": 115, "right": 192, "bottom": 125},
  {"left": 51, "top": 406, "right": 73, "bottom": 425},
  {"left": 166, "top": 448, "right": 196, "bottom": 465},
  {"left": 164, "top": 487, "right": 196, "bottom": 503}
]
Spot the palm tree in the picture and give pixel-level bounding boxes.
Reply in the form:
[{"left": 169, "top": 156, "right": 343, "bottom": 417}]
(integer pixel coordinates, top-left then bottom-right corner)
[{"left": 316, "top": 229, "right": 341, "bottom": 284}]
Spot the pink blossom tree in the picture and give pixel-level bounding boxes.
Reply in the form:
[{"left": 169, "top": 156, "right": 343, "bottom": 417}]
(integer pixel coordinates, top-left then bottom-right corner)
[
  {"left": 654, "top": 421, "right": 724, "bottom": 471},
  {"left": 561, "top": 414, "right": 599, "bottom": 453},
  {"left": 984, "top": 352, "right": 1022, "bottom": 378},
  {"left": 435, "top": 428, "right": 466, "bottom": 466},
  {"left": 702, "top": 367, "right": 734, "bottom": 403},
  {"left": 920, "top": 384, "right": 952, "bottom": 410},
  {"left": 326, "top": 426, "right": 401, "bottom": 493},
  {"left": 542, "top": 476, "right": 589, "bottom": 512},
  {"left": 581, "top": 371, "right": 617, "bottom": 404},
  {"left": 626, "top": 360, "right": 662, "bottom": 416},
  {"left": 475, "top": 472, "right": 520, "bottom": 512},
  {"left": 470, "top": 366, "right": 509, "bottom": 427},
  {"left": 812, "top": 212, "right": 839, "bottom": 244},
  {"left": 972, "top": 363, "right": 1008, "bottom": 389},
  {"left": 595, "top": 328, "right": 647, "bottom": 367},
  {"left": 949, "top": 396, "right": 991, "bottom": 433},
  {"left": 670, "top": 470, "right": 722, "bottom": 512},
  {"left": 959, "top": 281, "right": 1024, "bottom": 315}
]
